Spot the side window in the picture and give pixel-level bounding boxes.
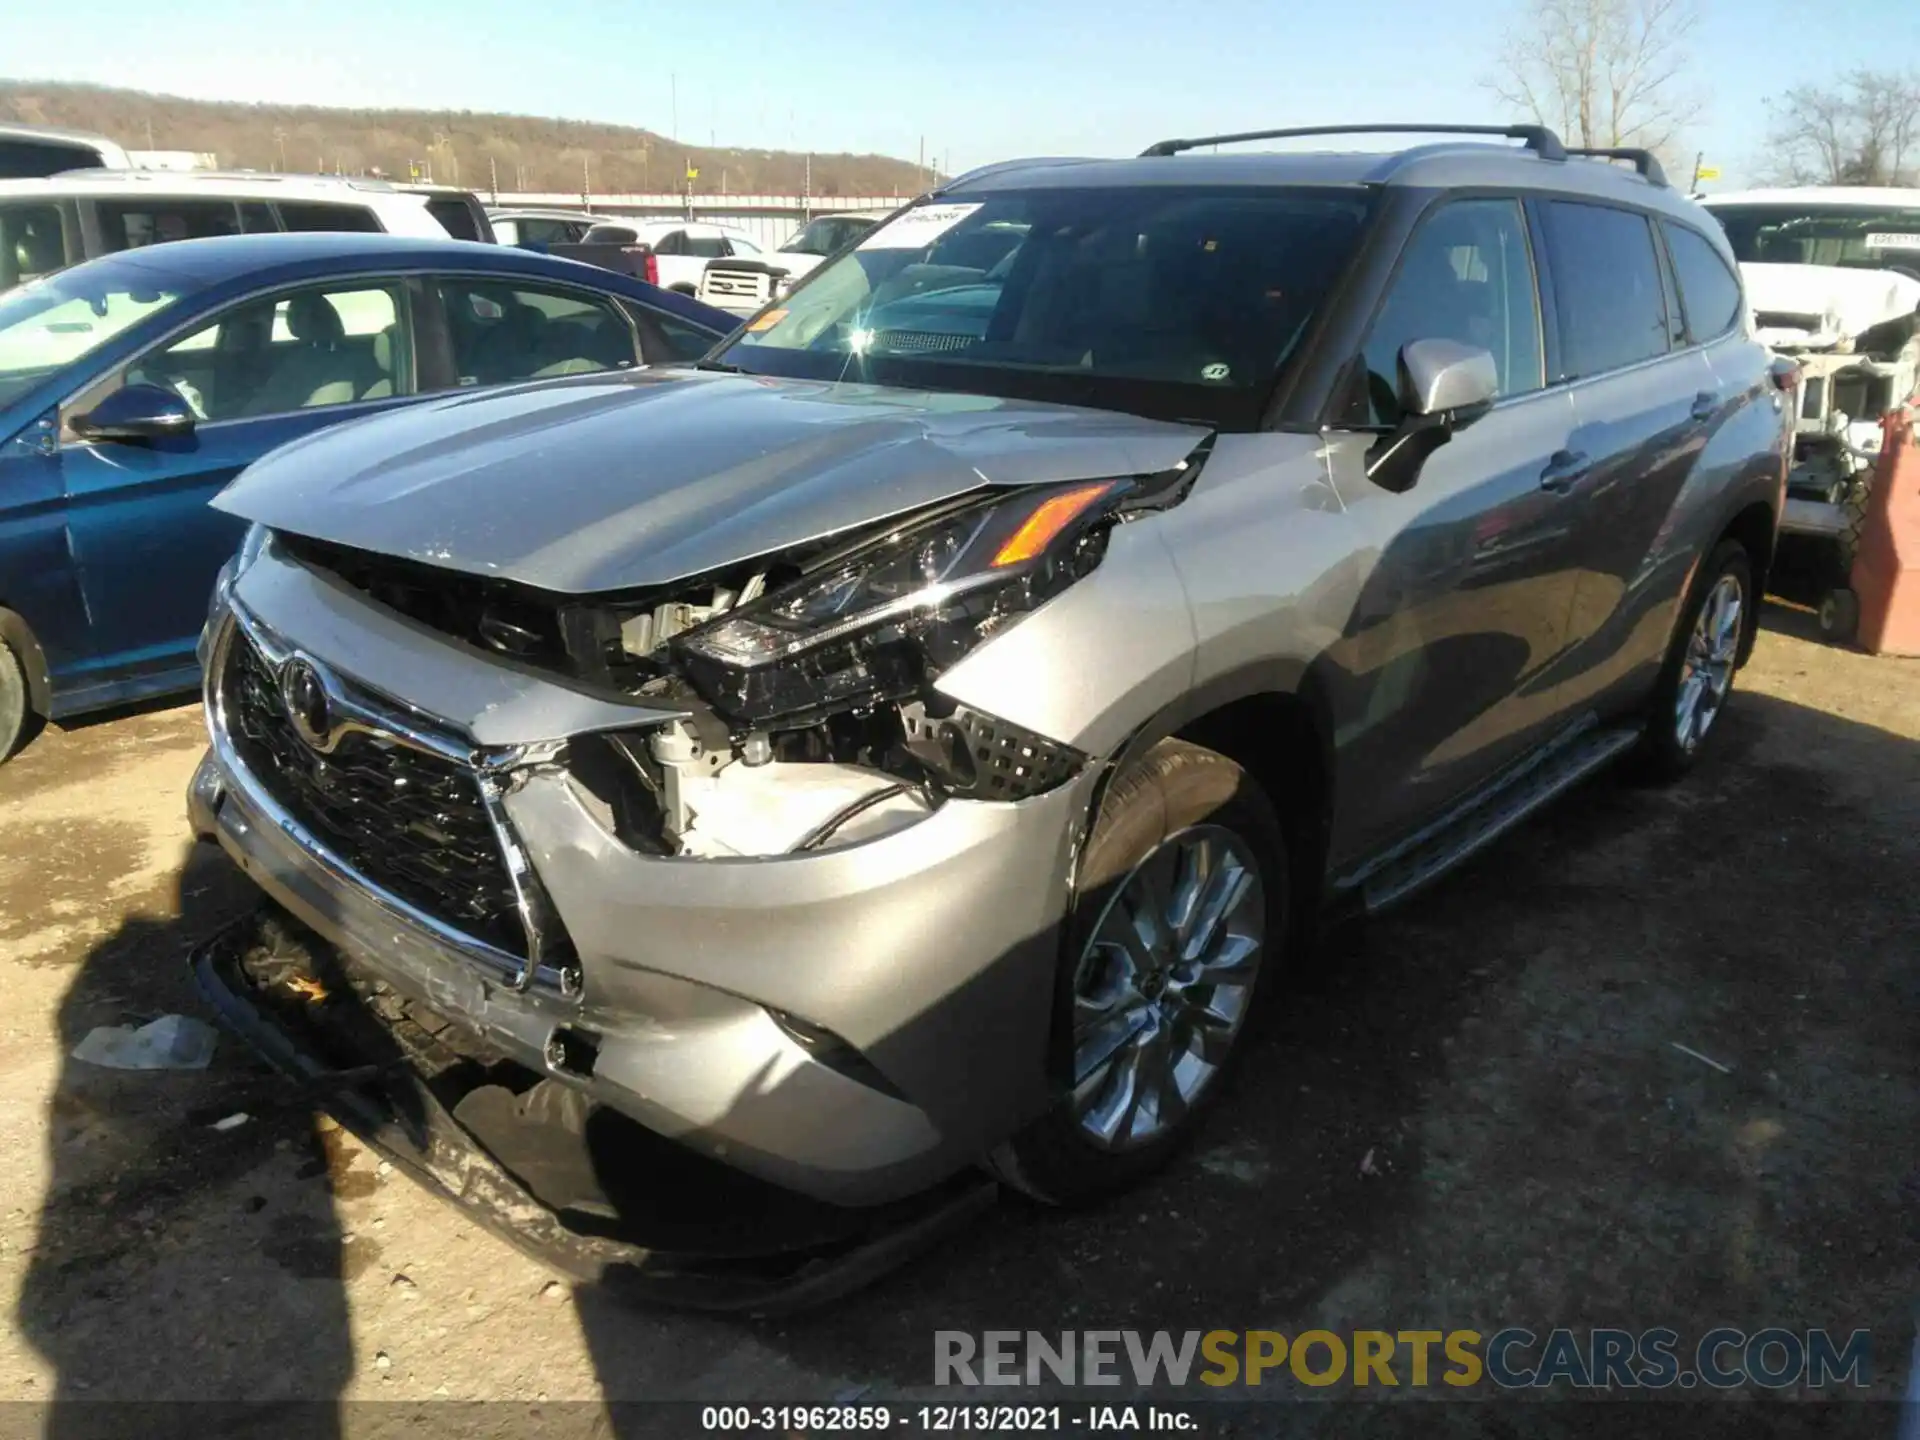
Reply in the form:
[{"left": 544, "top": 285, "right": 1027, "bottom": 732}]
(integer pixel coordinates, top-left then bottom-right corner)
[
  {"left": 684, "top": 233, "right": 728, "bottom": 259},
  {"left": 625, "top": 302, "right": 719, "bottom": 364},
  {"left": 1541, "top": 201, "right": 1670, "bottom": 379},
  {"left": 1662, "top": 221, "right": 1744, "bottom": 342},
  {"left": 1359, "top": 198, "right": 1543, "bottom": 424},
  {"left": 0, "top": 201, "right": 68, "bottom": 290},
  {"left": 277, "top": 202, "right": 383, "bottom": 234},
  {"left": 654, "top": 230, "right": 687, "bottom": 256},
  {"left": 435, "top": 279, "right": 639, "bottom": 387},
  {"left": 516, "top": 218, "right": 574, "bottom": 247},
  {"left": 125, "top": 282, "right": 411, "bottom": 422},
  {"left": 95, "top": 199, "right": 241, "bottom": 252},
  {"left": 238, "top": 202, "right": 277, "bottom": 234}
]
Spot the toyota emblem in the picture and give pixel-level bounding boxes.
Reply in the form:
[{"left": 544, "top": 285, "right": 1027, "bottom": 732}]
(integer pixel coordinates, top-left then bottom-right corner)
[{"left": 280, "top": 658, "right": 337, "bottom": 752}]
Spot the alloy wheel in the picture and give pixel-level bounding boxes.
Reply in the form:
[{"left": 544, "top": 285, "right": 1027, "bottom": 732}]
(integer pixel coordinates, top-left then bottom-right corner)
[
  {"left": 1675, "top": 572, "right": 1743, "bottom": 753},
  {"left": 1069, "top": 824, "right": 1266, "bottom": 1151}
]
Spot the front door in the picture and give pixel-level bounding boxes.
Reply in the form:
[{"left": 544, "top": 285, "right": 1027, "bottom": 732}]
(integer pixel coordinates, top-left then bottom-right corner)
[
  {"left": 1322, "top": 196, "right": 1587, "bottom": 863},
  {"left": 55, "top": 278, "right": 419, "bottom": 688}
]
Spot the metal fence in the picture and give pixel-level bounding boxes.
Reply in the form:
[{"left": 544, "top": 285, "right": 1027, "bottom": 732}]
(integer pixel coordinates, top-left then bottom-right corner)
[{"left": 484, "top": 192, "right": 913, "bottom": 250}]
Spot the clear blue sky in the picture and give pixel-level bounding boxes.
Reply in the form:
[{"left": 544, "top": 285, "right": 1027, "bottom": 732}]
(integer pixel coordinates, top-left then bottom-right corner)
[{"left": 14, "top": 0, "right": 1920, "bottom": 188}]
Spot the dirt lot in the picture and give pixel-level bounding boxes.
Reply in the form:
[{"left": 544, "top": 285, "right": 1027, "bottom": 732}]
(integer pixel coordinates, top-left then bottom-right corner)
[{"left": 0, "top": 602, "right": 1915, "bottom": 1433}]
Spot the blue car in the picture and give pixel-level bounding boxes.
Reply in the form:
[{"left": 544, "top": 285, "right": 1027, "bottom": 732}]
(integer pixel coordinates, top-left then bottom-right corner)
[{"left": 0, "top": 231, "right": 734, "bottom": 760}]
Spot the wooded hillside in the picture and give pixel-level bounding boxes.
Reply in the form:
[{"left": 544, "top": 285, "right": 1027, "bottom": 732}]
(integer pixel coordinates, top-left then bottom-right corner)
[{"left": 0, "top": 81, "right": 933, "bottom": 197}]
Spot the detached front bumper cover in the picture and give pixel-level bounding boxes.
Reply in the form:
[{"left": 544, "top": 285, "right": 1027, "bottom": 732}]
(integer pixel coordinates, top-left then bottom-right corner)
[{"left": 190, "top": 908, "right": 996, "bottom": 1314}]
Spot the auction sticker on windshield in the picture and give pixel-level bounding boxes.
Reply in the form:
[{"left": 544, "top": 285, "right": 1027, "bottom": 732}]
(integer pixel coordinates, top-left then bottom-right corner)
[
  {"left": 858, "top": 203, "right": 982, "bottom": 250},
  {"left": 1864, "top": 232, "right": 1920, "bottom": 251}
]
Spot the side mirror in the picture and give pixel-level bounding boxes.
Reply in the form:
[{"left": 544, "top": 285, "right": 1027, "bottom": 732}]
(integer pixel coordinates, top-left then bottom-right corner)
[
  {"left": 70, "top": 383, "right": 197, "bottom": 445},
  {"left": 1366, "top": 339, "right": 1498, "bottom": 494}
]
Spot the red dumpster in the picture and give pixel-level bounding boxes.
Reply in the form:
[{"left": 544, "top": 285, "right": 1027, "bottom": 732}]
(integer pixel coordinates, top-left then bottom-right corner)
[{"left": 1843, "top": 405, "right": 1920, "bottom": 657}]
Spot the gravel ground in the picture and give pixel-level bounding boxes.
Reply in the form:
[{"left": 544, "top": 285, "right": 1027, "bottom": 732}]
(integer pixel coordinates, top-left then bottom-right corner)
[{"left": 0, "top": 600, "right": 1914, "bottom": 1437}]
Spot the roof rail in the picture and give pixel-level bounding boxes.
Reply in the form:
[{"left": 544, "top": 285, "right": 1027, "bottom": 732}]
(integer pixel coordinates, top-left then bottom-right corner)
[
  {"left": 1140, "top": 123, "right": 1568, "bottom": 162},
  {"left": 1565, "top": 147, "right": 1669, "bottom": 187}
]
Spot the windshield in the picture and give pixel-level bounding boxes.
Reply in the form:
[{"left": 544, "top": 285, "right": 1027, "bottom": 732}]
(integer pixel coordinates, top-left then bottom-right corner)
[
  {"left": 726, "top": 187, "right": 1372, "bottom": 427},
  {"left": 1707, "top": 203, "right": 1920, "bottom": 277},
  {"left": 0, "top": 260, "right": 197, "bottom": 409}
]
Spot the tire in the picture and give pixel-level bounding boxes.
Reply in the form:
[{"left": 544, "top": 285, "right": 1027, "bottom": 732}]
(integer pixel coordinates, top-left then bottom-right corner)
[
  {"left": 0, "top": 635, "right": 32, "bottom": 765},
  {"left": 1819, "top": 587, "right": 1860, "bottom": 643},
  {"left": 1632, "top": 539, "right": 1753, "bottom": 784},
  {"left": 1835, "top": 474, "right": 1873, "bottom": 583},
  {"left": 985, "top": 740, "right": 1287, "bottom": 1206}
]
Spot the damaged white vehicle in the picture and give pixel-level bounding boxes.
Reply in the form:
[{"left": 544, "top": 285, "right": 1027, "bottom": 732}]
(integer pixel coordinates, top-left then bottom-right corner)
[{"left": 1704, "top": 188, "right": 1920, "bottom": 587}]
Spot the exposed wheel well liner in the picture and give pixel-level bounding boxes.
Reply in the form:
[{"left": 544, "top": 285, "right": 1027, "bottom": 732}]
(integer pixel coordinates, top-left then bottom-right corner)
[{"left": 1173, "top": 690, "right": 1333, "bottom": 923}]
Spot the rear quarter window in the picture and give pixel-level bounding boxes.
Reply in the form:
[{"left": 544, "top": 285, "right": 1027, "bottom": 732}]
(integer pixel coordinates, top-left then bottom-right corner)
[
  {"left": 1662, "top": 221, "right": 1743, "bottom": 341},
  {"left": 426, "top": 197, "right": 485, "bottom": 242}
]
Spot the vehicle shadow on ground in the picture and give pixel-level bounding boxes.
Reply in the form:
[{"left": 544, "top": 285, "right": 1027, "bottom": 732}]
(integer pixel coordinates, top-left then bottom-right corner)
[
  {"left": 12, "top": 840, "right": 353, "bottom": 1438},
  {"left": 569, "top": 639, "right": 1917, "bottom": 1426}
]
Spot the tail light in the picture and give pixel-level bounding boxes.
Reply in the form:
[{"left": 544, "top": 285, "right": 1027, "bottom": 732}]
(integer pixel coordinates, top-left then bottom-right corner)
[{"left": 627, "top": 247, "right": 659, "bottom": 287}]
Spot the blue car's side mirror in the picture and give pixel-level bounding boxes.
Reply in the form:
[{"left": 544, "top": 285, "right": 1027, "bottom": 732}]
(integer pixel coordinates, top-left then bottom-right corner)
[{"left": 71, "top": 383, "right": 197, "bottom": 444}]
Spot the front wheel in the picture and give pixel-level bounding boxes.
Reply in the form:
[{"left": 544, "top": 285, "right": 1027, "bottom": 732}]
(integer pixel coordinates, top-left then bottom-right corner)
[
  {"left": 1633, "top": 539, "right": 1752, "bottom": 783},
  {"left": 0, "top": 635, "right": 32, "bottom": 765},
  {"left": 986, "top": 740, "right": 1286, "bottom": 1205}
]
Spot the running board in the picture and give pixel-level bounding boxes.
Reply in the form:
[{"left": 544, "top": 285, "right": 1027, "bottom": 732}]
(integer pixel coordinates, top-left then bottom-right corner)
[{"left": 1351, "top": 723, "right": 1644, "bottom": 915}]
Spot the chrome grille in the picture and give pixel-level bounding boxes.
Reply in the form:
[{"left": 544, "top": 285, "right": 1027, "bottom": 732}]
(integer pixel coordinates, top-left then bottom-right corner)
[
  {"left": 702, "top": 269, "right": 769, "bottom": 301},
  {"left": 221, "top": 632, "right": 528, "bottom": 958}
]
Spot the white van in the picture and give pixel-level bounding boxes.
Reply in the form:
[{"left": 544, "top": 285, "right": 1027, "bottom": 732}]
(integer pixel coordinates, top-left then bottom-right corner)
[{"left": 0, "top": 170, "right": 471, "bottom": 293}]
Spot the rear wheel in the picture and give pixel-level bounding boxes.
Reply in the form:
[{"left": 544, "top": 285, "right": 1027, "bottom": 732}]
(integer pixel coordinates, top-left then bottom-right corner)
[
  {"left": 986, "top": 741, "right": 1286, "bottom": 1205},
  {"left": 1633, "top": 539, "right": 1751, "bottom": 783},
  {"left": 0, "top": 636, "right": 31, "bottom": 765}
]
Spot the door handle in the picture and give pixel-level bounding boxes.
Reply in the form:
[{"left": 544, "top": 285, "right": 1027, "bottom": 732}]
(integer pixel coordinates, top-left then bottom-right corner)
[
  {"left": 1539, "top": 449, "right": 1589, "bottom": 493},
  {"left": 1691, "top": 390, "right": 1720, "bottom": 423}
]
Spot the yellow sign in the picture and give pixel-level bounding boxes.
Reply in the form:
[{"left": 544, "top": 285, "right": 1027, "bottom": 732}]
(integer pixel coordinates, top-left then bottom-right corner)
[
  {"left": 1695, "top": 166, "right": 1721, "bottom": 181},
  {"left": 685, "top": 166, "right": 700, "bottom": 181}
]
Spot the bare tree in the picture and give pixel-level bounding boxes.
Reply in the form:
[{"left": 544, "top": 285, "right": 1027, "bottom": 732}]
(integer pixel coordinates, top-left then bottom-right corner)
[
  {"left": 1765, "top": 70, "right": 1920, "bottom": 185},
  {"left": 1487, "top": 0, "right": 1702, "bottom": 154}
]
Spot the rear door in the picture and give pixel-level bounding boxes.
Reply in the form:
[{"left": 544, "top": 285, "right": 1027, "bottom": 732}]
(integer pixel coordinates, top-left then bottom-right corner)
[
  {"left": 54, "top": 278, "right": 421, "bottom": 681},
  {"left": 1325, "top": 196, "right": 1587, "bottom": 855},
  {"left": 1539, "top": 199, "right": 1719, "bottom": 700}
]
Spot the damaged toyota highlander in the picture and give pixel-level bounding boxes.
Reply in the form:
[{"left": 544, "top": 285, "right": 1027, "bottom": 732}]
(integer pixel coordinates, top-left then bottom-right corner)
[{"left": 187, "top": 124, "right": 1788, "bottom": 1301}]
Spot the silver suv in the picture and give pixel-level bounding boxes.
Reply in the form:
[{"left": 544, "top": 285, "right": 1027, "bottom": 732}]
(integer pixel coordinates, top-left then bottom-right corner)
[{"left": 190, "top": 125, "right": 1788, "bottom": 1226}]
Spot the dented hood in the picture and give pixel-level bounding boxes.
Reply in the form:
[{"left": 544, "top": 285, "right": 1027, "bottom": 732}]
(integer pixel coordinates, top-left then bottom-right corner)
[
  {"left": 214, "top": 369, "right": 1210, "bottom": 593},
  {"left": 1741, "top": 262, "right": 1920, "bottom": 349}
]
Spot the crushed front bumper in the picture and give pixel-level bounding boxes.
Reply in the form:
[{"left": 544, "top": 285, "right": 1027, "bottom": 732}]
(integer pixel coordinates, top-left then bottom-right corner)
[{"left": 188, "top": 909, "right": 996, "bottom": 1313}]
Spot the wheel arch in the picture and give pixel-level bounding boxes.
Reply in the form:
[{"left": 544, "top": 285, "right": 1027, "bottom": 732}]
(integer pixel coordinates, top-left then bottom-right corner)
[
  {"left": 1717, "top": 499, "right": 1777, "bottom": 665},
  {"left": 1086, "top": 660, "right": 1338, "bottom": 929},
  {"left": 0, "top": 606, "right": 52, "bottom": 717}
]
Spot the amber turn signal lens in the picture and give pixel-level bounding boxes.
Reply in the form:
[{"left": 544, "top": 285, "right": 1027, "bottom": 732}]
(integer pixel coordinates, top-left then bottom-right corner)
[{"left": 991, "top": 482, "right": 1120, "bottom": 568}]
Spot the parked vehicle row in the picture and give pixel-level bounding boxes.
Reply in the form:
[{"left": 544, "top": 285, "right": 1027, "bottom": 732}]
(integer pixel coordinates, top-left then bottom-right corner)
[
  {"left": 0, "top": 232, "right": 734, "bottom": 758},
  {"left": 181, "top": 122, "right": 1788, "bottom": 1298}
]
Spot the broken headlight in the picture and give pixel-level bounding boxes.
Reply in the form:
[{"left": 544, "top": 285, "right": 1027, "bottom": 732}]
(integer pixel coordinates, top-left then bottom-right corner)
[{"left": 673, "top": 480, "right": 1127, "bottom": 725}]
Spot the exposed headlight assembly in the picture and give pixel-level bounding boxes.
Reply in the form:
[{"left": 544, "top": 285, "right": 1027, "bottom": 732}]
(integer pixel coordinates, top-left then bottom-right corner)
[{"left": 672, "top": 479, "right": 1129, "bottom": 726}]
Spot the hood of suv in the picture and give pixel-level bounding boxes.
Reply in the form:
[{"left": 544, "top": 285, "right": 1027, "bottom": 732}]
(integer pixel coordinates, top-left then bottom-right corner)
[
  {"left": 214, "top": 368, "right": 1209, "bottom": 594},
  {"left": 1742, "top": 261, "right": 1920, "bottom": 349}
]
